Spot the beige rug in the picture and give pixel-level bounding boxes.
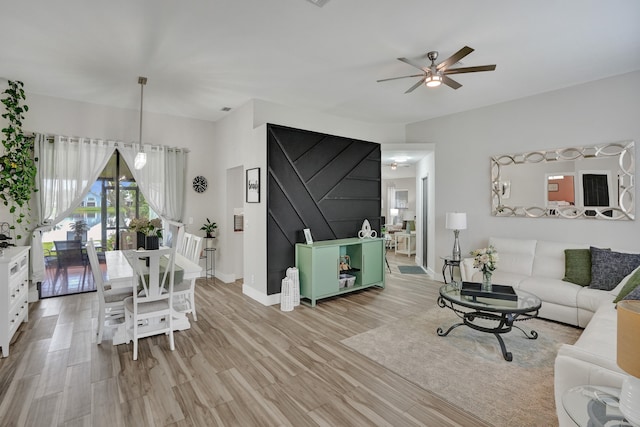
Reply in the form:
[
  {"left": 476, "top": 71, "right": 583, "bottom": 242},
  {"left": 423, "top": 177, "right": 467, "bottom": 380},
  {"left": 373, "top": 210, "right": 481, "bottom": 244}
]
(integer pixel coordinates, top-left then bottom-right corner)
[{"left": 341, "top": 308, "right": 582, "bottom": 427}]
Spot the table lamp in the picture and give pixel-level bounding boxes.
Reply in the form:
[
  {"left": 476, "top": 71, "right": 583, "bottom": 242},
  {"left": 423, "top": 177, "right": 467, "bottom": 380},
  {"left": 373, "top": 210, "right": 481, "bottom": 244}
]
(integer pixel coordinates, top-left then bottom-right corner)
[
  {"left": 617, "top": 300, "right": 640, "bottom": 426},
  {"left": 445, "top": 212, "right": 467, "bottom": 261}
]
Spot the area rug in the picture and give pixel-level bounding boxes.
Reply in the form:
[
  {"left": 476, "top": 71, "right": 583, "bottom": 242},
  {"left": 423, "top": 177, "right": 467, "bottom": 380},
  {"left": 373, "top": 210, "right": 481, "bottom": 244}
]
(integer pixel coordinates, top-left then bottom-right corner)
[
  {"left": 398, "top": 265, "right": 426, "bottom": 274},
  {"left": 341, "top": 308, "right": 582, "bottom": 427}
]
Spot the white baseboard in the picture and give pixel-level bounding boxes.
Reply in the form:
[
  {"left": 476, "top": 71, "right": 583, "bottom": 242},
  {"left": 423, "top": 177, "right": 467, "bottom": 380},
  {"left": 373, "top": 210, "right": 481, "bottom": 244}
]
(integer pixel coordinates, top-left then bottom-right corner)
[{"left": 242, "top": 283, "right": 280, "bottom": 306}]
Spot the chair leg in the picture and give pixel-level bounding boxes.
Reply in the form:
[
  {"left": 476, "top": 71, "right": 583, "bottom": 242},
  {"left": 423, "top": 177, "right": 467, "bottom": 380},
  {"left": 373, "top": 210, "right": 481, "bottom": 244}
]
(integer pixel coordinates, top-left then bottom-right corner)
[
  {"left": 133, "top": 338, "right": 138, "bottom": 361},
  {"left": 97, "top": 306, "right": 105, "bottom": 344},
  {"left": 191, "top": 294, "right": 197, "bottom": 321}
]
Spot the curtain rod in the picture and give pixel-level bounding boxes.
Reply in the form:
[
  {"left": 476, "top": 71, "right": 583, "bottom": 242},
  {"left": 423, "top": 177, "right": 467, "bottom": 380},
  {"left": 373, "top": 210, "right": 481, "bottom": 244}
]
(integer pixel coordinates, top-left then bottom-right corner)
[{"left": 24, "top": 132, "right": 190, "bottom": 152}]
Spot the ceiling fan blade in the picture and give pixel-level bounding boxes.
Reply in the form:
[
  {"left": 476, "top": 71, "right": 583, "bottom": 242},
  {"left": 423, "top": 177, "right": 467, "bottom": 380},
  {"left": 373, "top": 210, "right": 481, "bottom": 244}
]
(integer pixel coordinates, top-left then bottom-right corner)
[
  {"left": 397, "top": 57, "right": 427, "bottom": 72},
  {"left": 404, "top": 78, "right": 425, "bottom": 94},
  {"left": 377, "top": 73, "right": 424, "bottom": 83},
  {"left": 443, "top": 65, "right": 497, "bottom": 75},
  {"left": 437, "top": 46, "right": 474, "bottom": 71},
  {"left": 442, "top": 75, "right": 462, "bottom": 90}
]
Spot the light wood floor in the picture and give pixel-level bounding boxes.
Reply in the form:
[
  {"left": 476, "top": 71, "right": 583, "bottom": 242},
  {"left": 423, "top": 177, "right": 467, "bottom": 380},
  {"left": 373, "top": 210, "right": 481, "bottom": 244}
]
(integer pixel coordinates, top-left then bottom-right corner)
[{"left": 0, "top": 252, "right": 490, "bottom": 427}]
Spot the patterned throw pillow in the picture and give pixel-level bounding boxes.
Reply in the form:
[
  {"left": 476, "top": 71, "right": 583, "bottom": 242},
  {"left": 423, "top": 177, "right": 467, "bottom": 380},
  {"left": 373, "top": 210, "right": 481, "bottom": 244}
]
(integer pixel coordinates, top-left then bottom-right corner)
[
  {"left": 614, "top": 266, "right": 640, "bottom": 303},
  {"left": 622, "top": 283, "right": 640, "bottom": 301},
  {"left": 563, "top": 249, "right": 592, "bottom": 286},
  {"left": 590, "top": 247, "right": 640, "bottom": 291}
]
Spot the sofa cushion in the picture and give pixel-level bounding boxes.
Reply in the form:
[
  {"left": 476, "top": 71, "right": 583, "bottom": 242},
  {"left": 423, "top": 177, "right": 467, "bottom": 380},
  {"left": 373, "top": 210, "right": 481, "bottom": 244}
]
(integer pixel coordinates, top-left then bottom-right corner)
[
  {"left": 573, "top": 304, "right": 618, "bottom": 357},
  {"left": 613, "top": 266, "right": 640, "bottom": 303},
  {"left": 562, "top": 249, "right": 592, "bottom": 286},
  {"left": 576, "top": 287, "right": 616, "bottom": 313},
  {"left": 488, "top": 237, "right": 536, "bottom": 276},
  {"left": 533, "top": 241, "right": 588, "bottom": 280},
  {"left": 519, "top": 277, "right": 581, "bottom": 307},
  {"left": 590, "top": 247, "right": 640, "bottom": 291}
]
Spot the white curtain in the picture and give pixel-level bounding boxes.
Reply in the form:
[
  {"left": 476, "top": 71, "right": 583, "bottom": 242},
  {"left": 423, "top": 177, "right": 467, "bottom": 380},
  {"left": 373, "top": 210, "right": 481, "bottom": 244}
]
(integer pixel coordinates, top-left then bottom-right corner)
[
  {"left": 32, "top": 136, "right": 188, "bottom": 283},
  {"left": 119, "top": 143, "right": 187, "bottom": 222},
  {"left": 32, "top": 135, "right": 116, "bottom": 282}
]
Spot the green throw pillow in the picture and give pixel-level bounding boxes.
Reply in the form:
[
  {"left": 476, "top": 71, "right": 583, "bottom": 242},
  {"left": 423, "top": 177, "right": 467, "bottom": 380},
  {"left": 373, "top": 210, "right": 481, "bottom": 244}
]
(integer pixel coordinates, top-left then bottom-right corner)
[
  {"left": 614, "top": 266, "right": 640, "bottom": 303},
  {"left": 562, "top": 249, "right": 592, "bottom": 286}
]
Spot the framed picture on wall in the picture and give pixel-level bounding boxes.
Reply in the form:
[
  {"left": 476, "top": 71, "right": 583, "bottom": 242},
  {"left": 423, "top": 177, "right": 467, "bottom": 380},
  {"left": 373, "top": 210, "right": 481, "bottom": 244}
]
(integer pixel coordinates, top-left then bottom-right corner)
[
  {"left": 548, "top": 183, "right": 559, "bottom": 192},
  {"left": 246, "top": 167, "right": 260, "bottom": 203}
]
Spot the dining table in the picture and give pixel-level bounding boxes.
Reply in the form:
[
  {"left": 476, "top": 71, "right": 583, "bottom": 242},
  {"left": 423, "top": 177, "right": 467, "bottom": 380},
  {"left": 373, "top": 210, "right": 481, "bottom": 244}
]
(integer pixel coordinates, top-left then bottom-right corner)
[{"left": 104, "top": 249, "right": 203, "bottom": 345}]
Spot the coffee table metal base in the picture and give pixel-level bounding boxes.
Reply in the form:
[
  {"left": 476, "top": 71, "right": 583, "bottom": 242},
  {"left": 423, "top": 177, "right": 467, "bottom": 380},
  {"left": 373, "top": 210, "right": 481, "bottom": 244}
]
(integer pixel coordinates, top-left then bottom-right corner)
[{"left": 437, "top": 297, "right": 539, "bottom": 361}]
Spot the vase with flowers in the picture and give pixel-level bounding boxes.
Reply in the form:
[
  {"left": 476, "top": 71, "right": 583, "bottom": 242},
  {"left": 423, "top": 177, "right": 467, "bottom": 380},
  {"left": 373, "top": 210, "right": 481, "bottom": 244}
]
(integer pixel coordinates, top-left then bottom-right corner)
[
  {"left": 471, "top": 245, "right": 499, "bottom": 291},
  {"left": 128, "top": 217, "right": 163, "bottom": 250}
]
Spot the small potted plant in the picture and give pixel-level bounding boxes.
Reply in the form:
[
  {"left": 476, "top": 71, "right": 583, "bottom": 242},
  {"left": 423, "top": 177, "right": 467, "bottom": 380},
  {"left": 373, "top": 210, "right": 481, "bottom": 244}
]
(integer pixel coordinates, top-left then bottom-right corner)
[
  {"left": 129, "top": 217, "right": 163, "bottom": 249},
  {"left": 200, "top": 218, "right": 217, "bottom": 238},
  {"left": 69, "top": 219, "right": 89, "bottom": 241}
]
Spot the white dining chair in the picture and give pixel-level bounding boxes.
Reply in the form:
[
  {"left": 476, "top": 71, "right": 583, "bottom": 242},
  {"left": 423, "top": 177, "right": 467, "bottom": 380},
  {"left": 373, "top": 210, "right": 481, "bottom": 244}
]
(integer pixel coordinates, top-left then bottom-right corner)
[
  {"left": 174, "top": 235, "right": 202, "bottom": 321},
  {"left": 123, "top": 247, "right": 177, "bottom": 360},
  {"left": 179, "top": 233, "right": 193, "bottom": 257},
  {"left": 86, "top": 239, "right": 132, "bottom": 344}
]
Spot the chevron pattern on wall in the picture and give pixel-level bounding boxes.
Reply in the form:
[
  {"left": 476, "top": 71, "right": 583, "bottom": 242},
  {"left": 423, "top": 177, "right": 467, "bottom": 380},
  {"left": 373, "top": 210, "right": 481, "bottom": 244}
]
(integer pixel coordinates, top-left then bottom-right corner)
[{"left": 266, "top": 124, "right": 381, "bottom": 295}]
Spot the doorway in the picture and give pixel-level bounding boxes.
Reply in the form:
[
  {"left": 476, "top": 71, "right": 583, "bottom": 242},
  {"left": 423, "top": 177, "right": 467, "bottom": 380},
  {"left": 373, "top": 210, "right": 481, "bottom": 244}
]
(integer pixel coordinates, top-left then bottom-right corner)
[{"left": 40, "top": 151, "right": 156, "bottom": 298}]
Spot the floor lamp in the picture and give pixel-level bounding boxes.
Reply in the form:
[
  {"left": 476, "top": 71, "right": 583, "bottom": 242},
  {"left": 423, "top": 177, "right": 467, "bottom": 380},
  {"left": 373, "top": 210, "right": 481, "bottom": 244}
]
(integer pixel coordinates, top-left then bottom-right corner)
[
  {"left": 617, "top": 300, "right": 640, "bottom": 426},
  {"left": 445, "top": 212, "right": 467, "bottom": 261}
]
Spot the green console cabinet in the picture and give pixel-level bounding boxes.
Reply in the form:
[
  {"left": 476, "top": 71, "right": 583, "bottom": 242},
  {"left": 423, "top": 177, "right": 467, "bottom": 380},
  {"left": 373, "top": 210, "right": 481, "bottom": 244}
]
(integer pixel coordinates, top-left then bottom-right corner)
[{"left": 295, "top": 237, "right": 385, "bottom": 306}]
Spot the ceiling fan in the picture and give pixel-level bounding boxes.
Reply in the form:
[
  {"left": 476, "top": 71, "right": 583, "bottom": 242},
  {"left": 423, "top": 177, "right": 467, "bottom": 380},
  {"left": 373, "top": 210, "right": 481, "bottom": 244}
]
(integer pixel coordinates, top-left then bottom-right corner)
[{"left": 377, "top": 46, "right": 496, "bottom": 93}]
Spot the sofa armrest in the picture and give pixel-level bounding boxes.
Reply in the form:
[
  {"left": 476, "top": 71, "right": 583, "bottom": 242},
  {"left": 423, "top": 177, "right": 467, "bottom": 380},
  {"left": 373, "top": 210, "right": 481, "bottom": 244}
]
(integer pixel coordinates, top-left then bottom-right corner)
[{"left": 460, "top": 258, "right": 476, "bottom": 282}]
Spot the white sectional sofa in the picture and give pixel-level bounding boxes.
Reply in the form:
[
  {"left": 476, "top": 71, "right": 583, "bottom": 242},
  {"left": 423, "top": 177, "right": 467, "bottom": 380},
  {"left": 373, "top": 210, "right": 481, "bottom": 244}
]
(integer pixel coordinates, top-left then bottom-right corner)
[
  {"left": 460, "top": 237, "right": 620, "bottom": 327},
  {"left": 459, "top": 236, "right": 635, "bottom": 426}
]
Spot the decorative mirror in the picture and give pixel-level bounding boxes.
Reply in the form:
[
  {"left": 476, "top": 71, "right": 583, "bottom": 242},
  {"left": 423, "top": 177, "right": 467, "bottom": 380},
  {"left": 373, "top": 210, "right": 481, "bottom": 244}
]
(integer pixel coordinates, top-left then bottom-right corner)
[{"left": 491, "top": 141, "right": 635, "bottom": 220}]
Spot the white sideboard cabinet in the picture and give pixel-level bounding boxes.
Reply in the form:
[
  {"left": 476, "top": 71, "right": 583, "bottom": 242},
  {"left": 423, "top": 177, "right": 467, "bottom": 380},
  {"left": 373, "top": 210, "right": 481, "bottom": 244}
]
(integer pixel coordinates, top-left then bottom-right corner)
[{"left": 0, "top": 246, "right": 30, "bottom": 357}]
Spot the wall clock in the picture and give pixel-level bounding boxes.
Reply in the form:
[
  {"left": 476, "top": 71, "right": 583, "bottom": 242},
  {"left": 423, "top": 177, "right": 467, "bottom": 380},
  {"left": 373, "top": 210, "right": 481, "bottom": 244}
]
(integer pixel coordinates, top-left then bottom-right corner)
[{"left": 192, "top": 175, "right": 207, "bottom": 193}]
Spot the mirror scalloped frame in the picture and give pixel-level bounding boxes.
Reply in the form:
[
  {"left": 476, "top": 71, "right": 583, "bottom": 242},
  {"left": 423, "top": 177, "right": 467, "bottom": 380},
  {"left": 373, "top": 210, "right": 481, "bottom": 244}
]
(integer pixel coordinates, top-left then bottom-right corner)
[{"left": 491, "top": 140, "right": 635, "bottom": 220}]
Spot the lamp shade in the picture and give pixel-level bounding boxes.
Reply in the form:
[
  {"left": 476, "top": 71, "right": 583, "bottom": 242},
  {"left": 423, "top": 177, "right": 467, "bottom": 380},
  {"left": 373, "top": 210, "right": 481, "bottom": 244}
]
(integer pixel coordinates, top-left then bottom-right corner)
[
  {"left": 618, "top": 300, "right": 640, "bottom": 377},
  {"left": 445, "top": 212, "right": 467, "bottom": 230}
]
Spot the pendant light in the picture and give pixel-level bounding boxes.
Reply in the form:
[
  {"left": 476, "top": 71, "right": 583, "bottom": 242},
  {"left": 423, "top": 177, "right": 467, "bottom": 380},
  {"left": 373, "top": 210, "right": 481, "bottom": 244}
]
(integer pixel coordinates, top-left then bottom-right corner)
[{"left": 134, "top": 76, "right": 147, "bottom": 170}]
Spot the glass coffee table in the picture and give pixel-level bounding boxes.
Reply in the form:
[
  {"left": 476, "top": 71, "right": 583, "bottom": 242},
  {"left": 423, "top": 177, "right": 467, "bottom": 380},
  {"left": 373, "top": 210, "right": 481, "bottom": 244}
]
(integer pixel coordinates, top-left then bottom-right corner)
[{"left": 437, "top": 283, "right": 542, "bottom": 361}]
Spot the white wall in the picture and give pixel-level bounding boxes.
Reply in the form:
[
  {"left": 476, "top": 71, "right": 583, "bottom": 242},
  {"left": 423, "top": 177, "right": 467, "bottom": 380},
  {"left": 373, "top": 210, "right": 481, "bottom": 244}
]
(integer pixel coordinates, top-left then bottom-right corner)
[{"left": 406, "top": 71, "right": 640, "bottom": 270}]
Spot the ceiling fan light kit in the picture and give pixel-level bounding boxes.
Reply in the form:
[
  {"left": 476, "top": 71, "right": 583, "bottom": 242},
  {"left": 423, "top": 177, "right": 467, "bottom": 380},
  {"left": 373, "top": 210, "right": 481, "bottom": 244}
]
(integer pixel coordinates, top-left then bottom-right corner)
[{"left": 377, "top": 46, "right": 496, "bottom": 93}]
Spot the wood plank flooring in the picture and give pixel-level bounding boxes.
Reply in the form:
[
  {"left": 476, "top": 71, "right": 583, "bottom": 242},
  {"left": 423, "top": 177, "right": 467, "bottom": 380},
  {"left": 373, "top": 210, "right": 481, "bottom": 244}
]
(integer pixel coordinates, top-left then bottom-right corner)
[{"left": 0, "top": 252, "right": 490, "bottom": 427}]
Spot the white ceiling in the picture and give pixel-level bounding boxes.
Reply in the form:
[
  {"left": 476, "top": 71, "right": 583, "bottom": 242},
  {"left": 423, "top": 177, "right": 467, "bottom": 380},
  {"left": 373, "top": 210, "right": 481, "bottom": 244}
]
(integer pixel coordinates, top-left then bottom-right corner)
[{"left": 1, "top": 0, "right": 639, "bottom": 125}]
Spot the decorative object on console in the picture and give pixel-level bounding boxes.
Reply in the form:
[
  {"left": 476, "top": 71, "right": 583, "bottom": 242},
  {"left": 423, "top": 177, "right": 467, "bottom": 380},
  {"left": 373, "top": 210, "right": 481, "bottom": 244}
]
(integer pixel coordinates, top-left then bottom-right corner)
[
  {"left": 357, "top": 219, "right": 377, "bottom": 239},
  {"left": 617, "top": 300, "right": 640, "bottom": 426},
  {"left": 445, "top": 212, "right": 466, "bottom": 261},
  {"left": 303, "top": 228, "right": 313, "bottom": 244},
  {"left": 471, "top": 245, "right": 498, "bottom": 292}
]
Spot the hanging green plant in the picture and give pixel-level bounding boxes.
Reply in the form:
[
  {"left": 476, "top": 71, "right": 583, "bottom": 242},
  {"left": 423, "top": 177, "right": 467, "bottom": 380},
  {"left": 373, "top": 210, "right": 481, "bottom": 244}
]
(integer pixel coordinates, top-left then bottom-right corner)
[{"left": 0, "top": 80, "right": 37, "bottom": 240}]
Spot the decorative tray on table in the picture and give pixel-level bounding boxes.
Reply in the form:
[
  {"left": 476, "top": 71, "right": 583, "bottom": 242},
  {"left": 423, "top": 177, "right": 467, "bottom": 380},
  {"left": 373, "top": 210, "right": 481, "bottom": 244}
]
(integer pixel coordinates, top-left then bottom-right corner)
[{"left": 460, "top": 282, "right": 518, "bottom": 301}]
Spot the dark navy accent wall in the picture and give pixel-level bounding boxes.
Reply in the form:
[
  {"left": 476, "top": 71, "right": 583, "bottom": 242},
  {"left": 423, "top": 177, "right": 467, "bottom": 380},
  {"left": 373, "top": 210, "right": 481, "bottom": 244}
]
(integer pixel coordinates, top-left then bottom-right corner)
[{"left": 266, "top": 124, "right": 381, "bottom": 295}]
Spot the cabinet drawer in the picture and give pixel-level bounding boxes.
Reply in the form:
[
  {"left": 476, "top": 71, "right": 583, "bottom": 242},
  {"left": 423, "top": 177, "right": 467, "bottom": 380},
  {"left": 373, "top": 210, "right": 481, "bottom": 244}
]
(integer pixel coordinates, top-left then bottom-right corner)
[
  {"left": 9, "top": 277, "right": 28, "bottom": 312},
  {"left": 8, "top": 298, "right": 28, "bottom": 337},
  {"left": 8, "top": 254, "right": 28, "bottom": 281}
]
